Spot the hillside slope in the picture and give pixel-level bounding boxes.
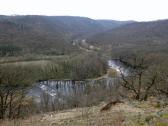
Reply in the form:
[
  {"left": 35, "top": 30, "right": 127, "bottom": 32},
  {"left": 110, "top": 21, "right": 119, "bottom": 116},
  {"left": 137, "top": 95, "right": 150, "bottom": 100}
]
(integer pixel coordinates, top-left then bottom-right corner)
[
  {"left": 88, "top": 19, "right": 168, "bottom": 55},
  {"left": 1, "top": 100, "right": 168, "bottom": 126},
  {"left": 96, "top": 20, "right": 134, "bottom": 30},
  {"left": 89, "top": 20, "right": 168, "bottom": 44}
]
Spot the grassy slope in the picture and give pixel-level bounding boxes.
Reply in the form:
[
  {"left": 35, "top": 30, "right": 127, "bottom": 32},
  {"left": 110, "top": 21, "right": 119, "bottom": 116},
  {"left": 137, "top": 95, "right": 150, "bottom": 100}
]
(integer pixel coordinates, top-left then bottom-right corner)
[{"left": 1, "top": 99, "right": 168, "bottom": 126}]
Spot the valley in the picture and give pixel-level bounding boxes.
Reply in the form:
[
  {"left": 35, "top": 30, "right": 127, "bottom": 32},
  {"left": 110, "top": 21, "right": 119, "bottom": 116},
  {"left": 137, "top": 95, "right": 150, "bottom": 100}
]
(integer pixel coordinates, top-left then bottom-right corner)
[{"left": 0, "top": 15, "right": 168, "bottom": 126}]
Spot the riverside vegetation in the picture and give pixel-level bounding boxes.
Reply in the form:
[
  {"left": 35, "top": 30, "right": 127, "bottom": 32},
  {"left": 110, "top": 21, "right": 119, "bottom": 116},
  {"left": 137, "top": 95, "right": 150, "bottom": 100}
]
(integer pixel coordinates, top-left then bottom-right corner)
[{"left": 0, "top": 52, "right": 168, "bottom": 126}]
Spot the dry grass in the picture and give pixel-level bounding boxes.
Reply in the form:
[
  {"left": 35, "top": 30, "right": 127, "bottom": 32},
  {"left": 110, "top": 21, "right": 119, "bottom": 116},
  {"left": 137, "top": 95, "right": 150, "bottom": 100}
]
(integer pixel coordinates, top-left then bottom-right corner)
[
  {"left": 0, "top": 54, "right": 71, "bottom": 66},
  {"left": 1, "top": 60, "right": 51, "bottom": 67},
  {"left": 1, "top": 99, "right": 168, "bottom": 126}
]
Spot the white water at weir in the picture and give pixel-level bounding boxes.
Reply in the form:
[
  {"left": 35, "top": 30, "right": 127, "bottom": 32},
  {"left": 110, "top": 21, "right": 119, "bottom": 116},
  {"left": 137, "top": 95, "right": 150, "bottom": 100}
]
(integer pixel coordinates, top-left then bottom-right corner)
[
  {"left": 28, "top": 59, "right": 127, "bottom": 100},
  {"left": 108, "top": 60, "right": 128, "bottom": 76}
]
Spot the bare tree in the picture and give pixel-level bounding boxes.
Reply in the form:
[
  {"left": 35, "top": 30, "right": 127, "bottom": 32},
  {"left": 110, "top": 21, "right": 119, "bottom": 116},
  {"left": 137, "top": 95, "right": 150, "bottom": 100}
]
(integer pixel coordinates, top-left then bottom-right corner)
[
  {"left": 0, "top": 65, "right": 33, "bottom": 119},
  {"left": 120, "top": 56, "right": 158, "bottom": 100}
]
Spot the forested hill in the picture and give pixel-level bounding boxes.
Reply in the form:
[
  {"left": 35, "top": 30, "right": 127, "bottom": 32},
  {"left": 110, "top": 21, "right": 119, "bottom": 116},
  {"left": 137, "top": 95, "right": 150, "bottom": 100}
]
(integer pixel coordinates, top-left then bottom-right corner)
[
  {"left": 96, "top": 20, "right": 134, "bottom": 30},
  {"left": 0, "top": 15, "right": 131, "bottom": 56},
  {"left": 88, "top": 19, "right": 168, "bottom": 45}
]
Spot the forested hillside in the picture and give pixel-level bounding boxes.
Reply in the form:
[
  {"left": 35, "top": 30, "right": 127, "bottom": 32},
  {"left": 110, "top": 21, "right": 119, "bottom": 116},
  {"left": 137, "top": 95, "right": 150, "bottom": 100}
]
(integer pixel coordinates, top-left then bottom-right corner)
[
  {"left": 88, "top": 19, "right": 168, "bottom": 56},
  {"left": 0, "top": 15, "right": 131, "bottom": 56},
  {"left": 97, "top": 20, "right": 134, "bottom": 30}
]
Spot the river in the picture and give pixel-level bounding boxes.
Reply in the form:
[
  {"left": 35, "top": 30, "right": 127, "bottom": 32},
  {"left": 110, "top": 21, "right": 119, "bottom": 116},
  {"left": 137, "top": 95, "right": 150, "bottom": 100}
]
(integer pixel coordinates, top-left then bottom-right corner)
[{"left": 28, "top": 59, "right": 128, "bottom": 102}]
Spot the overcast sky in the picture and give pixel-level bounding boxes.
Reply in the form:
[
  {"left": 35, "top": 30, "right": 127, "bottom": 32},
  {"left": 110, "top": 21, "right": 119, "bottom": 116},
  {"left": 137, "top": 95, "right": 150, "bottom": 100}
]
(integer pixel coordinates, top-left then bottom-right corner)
[{"left": 0, "top": 0, "right": 167, "bottom": 21}]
